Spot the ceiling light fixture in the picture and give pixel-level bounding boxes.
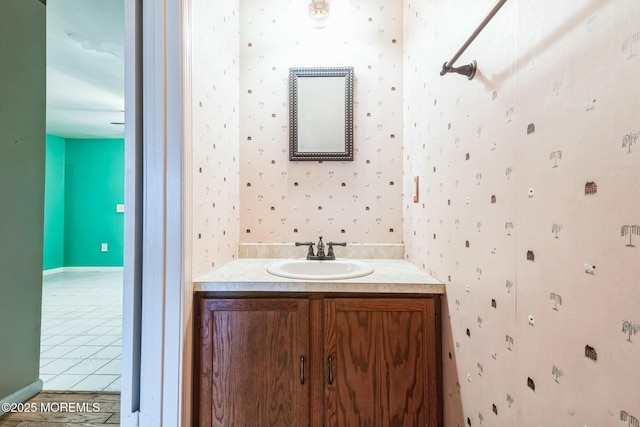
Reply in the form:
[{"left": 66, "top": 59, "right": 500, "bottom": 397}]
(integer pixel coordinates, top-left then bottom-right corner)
[{"left": 309, "top": 0, "right": 330, "bottom": 29}]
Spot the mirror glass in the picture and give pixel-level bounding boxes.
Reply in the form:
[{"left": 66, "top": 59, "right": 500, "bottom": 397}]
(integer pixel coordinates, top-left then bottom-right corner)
[{"left": 289, "top": 67, "right": 354, "bottom": 161}]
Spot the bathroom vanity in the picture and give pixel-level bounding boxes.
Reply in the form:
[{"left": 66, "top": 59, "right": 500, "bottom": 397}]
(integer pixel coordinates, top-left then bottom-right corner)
[{"left": 193, "top": 259, "right": 445, "bottom": 427}]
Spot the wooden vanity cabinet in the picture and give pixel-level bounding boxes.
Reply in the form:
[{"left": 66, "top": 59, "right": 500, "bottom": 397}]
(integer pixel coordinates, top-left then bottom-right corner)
[
  {"left": 195, "top": 298, "right": 310, "bottom": 427},
  {"left": 194, "top": 294, "right": 441, "bottom": 427},
  {"left": 324, "top": 298, "right": 439, "bottom": 427}
]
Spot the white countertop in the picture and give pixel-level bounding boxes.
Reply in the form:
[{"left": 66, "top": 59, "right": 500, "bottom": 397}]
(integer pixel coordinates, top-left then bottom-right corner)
[{"left": 194, "top": 258, "right": 445, "bottom": 294}]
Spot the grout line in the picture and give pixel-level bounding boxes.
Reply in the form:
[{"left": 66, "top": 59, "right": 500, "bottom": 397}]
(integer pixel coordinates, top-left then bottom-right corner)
[{"left": 40, "top": 271, "right": 123, "bottom": 392}]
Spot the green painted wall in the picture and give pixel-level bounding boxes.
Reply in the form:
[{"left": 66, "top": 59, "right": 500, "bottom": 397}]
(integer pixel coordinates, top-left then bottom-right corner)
[
  {"left": 63, "top": 138, "right": 124, "bottom": 267},
  {"left": 0, "top": 0, "right": 46, "bottom": 401},
  {"left": 43, "top": 135, "right": 65, "bottom": 270},
  {"left": 42, "top": 136, "right": 124, "bottom": 269}
]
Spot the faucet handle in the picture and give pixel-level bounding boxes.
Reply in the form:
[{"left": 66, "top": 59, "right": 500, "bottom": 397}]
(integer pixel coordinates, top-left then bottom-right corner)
[
  {"left": 326, "top": 241, "right": 346, "bottom": 259},
  {"left": 295, "top": 241, "right": 315, "bottom": 259}
]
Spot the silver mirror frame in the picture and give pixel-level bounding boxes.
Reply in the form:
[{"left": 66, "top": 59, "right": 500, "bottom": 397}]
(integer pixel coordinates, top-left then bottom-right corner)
[{"left": 289, "top": 67, "right": 354, "bottom": 161}]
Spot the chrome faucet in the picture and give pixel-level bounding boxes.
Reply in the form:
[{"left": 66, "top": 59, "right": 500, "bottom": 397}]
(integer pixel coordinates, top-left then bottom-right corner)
[{"left": 295, "top": 236, "right": 346, "bottom": 260}]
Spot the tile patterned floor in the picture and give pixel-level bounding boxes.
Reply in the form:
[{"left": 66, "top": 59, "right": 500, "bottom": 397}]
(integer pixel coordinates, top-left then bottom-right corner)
[{"left": 40, "top": 271, "right": 122, "bottom": 392}]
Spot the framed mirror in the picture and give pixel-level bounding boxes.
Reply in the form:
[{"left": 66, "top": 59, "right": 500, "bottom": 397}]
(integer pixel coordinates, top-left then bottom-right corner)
[{"left": 289, "top": 67, "right": 354, "bottom": 161}]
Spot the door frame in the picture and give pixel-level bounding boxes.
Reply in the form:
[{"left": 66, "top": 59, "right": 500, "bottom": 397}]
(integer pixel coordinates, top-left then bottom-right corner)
[{"left": 121, "top": 0, "right": 193, "bottom": 425}]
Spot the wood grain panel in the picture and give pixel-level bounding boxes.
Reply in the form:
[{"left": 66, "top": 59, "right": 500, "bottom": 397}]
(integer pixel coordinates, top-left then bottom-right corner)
[
  {"left": 197, "top": 299, "right": 309, "bottom": 427},
  {"left": 309, "top": 298, "right": 325, "bottom": 427},
  {"left": 378, "top": 309, "right": 426, "bottom": 426},
  {"left": 195, "top": 295, "right": 441, "bottom": 427},
  {"left": 324, "top": 298, "right": 437, "bottom": 427},
  {"left": 327, "top": 308, "right": 378, "bottom": 427}
]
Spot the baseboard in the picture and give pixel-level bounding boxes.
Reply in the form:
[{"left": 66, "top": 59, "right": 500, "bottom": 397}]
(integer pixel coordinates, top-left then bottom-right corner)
[
  {"left": 62, "top": 266, "right": 124, "bottom": 272},
  {"left": 43, "top": 266, "right": 124, "bottom": 276},
  {"left": 0, "top": 380, "right": 43, "bottom": 416},
  {"left": 42, "top": 267, "right": 64, "bottom": 276}
]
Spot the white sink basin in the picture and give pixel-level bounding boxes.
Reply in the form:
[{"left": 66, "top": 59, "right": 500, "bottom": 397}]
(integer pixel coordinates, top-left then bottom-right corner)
[{"left": 267, "top": 259, "right": 374, "bottom": 280}]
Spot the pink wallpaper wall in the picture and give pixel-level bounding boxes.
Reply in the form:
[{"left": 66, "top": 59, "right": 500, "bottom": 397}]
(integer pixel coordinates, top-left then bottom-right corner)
[
  {"left": 189, "top": 0, "right": 639, "bottom": 423},
  {"left": 191, "top": 0, "right": 240, "bottom": 276},
  {"left": 238, "top": 0, "right": 404, "bottom": 244},
  {"left": 404, "top": 0, "right": 640, "bottom": 426}
]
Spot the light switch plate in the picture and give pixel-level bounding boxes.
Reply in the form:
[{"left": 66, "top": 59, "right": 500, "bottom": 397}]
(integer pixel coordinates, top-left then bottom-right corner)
[{"left": 116, "top": 204, "right": 125, "bottom": 213}]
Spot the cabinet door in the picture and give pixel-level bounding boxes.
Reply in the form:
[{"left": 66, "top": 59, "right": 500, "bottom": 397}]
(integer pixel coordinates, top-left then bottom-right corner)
[
  {"left": 197, "top": 299, "right": 310, "bottom": 427},
  {"left": 323, "top": 298, "right": 438, "bottom": 427}
]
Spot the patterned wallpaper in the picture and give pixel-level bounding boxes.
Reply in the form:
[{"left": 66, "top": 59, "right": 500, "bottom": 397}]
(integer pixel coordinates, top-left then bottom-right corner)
[
  {"left": 238, "top": 0, "right": 404, "bottom": 244},
  {"left": 189, "top": 0, "right": 640, "bottom": 423},
  {"left": 403, "top": 0, "right": 640, "bottom": 426},
  {"left": 191, "top": 0, "right": 240, "bottom": 277}
]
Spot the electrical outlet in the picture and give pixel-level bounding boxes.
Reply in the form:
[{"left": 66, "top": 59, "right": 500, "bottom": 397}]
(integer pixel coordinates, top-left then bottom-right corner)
[{"left": 101, "top": 243, "right": 108, "bottom": 252}]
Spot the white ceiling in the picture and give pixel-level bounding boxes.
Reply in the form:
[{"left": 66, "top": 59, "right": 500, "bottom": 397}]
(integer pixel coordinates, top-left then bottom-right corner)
[{"left": 46, "top": 0, "right": 124, "bottom": 139}]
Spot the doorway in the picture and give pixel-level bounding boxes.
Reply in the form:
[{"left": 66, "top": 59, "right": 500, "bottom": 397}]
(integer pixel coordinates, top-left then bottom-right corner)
[
  {"left": 40, "top": 0, "right": 125, "bottom": 392},
  {"left": 1, "top": 0, "right": 185, "bottom": 424}
]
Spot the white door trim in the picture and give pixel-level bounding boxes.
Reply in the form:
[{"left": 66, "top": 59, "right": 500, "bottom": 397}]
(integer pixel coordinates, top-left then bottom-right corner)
[
  {"left": 120, "top": 0, "right": 143, "bottom": 424},
  {"left": 121, "top": 0, "right": 192, "bottom": 425}
]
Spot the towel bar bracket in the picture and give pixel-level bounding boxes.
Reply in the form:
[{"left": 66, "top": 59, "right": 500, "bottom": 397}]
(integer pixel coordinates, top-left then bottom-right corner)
[
  {"left": 440, "top": 0, "right": 507, "bottom": 80},
  {"left": 440, "top": 60, "right": 477, "bottom": 80}
]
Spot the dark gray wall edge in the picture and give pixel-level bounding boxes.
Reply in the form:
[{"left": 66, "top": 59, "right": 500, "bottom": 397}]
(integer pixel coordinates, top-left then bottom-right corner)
[{"left": 0, "top": 380, "right": 43, "bottom": 416}]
